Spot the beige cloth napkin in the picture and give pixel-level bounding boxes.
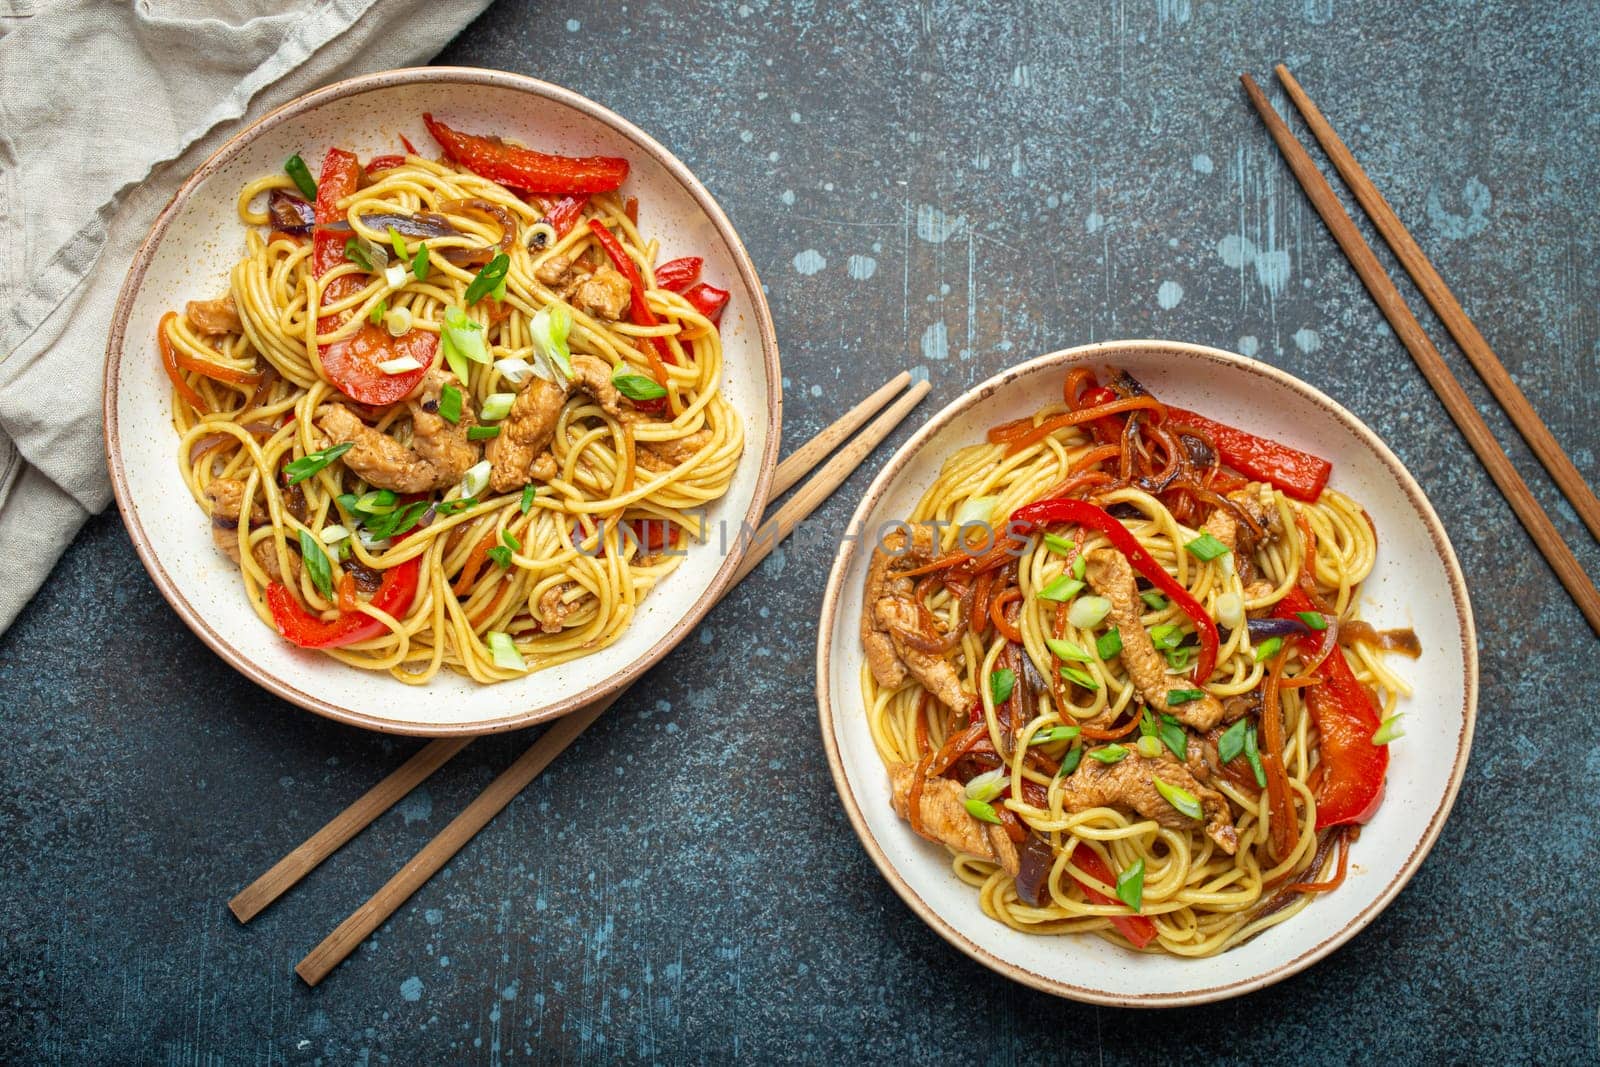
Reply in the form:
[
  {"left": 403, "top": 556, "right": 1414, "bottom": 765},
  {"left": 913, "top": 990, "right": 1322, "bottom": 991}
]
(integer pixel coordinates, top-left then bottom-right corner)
[{"left": 0, "top": 0, "right": 491, "bottom": 632}]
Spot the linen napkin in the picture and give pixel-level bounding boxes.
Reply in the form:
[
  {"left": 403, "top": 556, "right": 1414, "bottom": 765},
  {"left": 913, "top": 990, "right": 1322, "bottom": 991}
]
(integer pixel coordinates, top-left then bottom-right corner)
[{"left": 0, "top": 0, "right": 492, "bottom": 633}]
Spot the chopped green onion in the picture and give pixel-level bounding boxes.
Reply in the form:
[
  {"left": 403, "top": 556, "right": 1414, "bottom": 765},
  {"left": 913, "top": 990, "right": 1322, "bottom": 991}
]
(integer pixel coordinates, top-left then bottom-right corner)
[
  {"left": 383, "top": 306, "right": 414, "bottom": 337},
  {"left": 441, "top": 306, "right": 490, "bottom": 384},
  {"left": 1042, "top": 533, "right": 1074, "bottom": 555},
  {"left": 480, "top": 392, "right": 516, "bottom": 421},
  {"left": 1185, "top": 531, "right": 1230, "bottom": 561},
  {"left": 988, "top": 668, "right": 1015, "bottom": 707},
  {"left": 1140, "top": 590, "right": 1168, "bottom": 611},
  {"left": 384, "top": 262, "right": 408, "bottom": 288},
  {"left": 1061, "top": 665, "right": 1099, "bottom": 690},
  {"left": 387, "top": 225, "right": 410, "bottom": 266},
  {"left": 1372, "top": 714, "right": 1405, "bottom": 745},
  {"left": 964, "top": 769, "right": 1006, "bottom": 803},
  {"left": 284, "top": 442, "right": 352, "bottom": 485},
  {"left": 1058, "top": 744, "right": 1084, "bottom": 776},
  {"left": 1116, "top": 857, "right": 1145, "bottom": 911},
  {"left": 344, "top": 238, "right": 375, "bottom": 271},
  {"left": 520, "top": 485, "right": 538, "bottom": 514},
  {"left": 1214, "top": 591, "right": 1244, "bottom": 630},
  {"left": 435, "top": 497, "right": 477, "bottom": 517},
  {"left": 1139, "top": 710, "right": 1158, "bottom": 739},
  {"left": 1068, "top": 595, "right": 1111, "bottom": 629},
  {"left": 953, "top": 495, "right": 999, "bottom": 529},
  {"left": 284, "top": 154, "right": 318, "bottom": 200},
  {"left": 318, "top": 524, "right": 350, "bottom": 545},
  {"left": 963, "top": 797, "right": 1000, "bottom": 824},
  {"left": 1165, "top": 644, "right": 1196, "bottom": 671},
  {"left": 613, "top": 369, "right": 667, "bottom": 402},
  {"left": 1152, "top": 776, "right": 1203, "bottom": 819},
  {"left": 369, "top": 298, "right": 388, "bottom": 326},
  {"left": 530, "top": 304, "right": 574, "bottom": 381},
  {"left": 377, "top": 355, "right": 423, "bottom": 375},
  {"left": 1095, "top": 629, "right": 1123, "bottom": 660},
  {"left": 438, "top": 384, "right": 463, "bottom": 425},
  {"left": 494, "top": 357, "right": 536, "bottom": 386},
  {"left": 413, "top": 241, "right": 430, "bottom": 281},
  {"left": 354, "top": 489, "right": 397, "bottom": 515},
  {"left": 1149, "top": 623, "right": 1183, "bottom": 650},
  {"left": 1218, "top": 718, "right": 1249, "bottom": 763},
  {"left": 1136, "top": 734, "right": 1164, "bottom": 759},
  {"left": 297, "top": 529, "right": 333, "bottom": 599},
  {"left": 487, "top": 631, "right": 527, "bottom": 671},
  {"left": 1158, "top": 715, "right": 1187, "bottom": 761},
  {"left": 1072, "top": 555, "right": 1087, "bottom": 580},
  {"left": 467, "top": 425, "right": 501, "bottom": 441},
  {"left": 1254, "top": 636, "right": 1283, "bottom": 663},
  {"left": 1297, "top": 611, "right": 1329, "bottom": 631},
  {"left": 1031, "top": 725, "right": 1081, "bottom": 745},
  {"left": 1167, "top": 688, "right": 1206, "bottom": 705},
  {"left": 492, "top": 274, "right": 508, "bottom": 303},
  {"left": 1038, "top": 575, "right": 1085, "bottom": 602},
  {"left": 1045, "top": 637, "right": 1093, "bottom": 663},
  {"left": 1243, "top": 724, "right": 1267, "bottom": 788},
  {"left": 361, "top": 500, "right": 428, "bottom": 539},
  {"left": 464, "top": 253, "right": 511, "bottom": 305},
  {"left": 500, "top": 528, "right": 521, "bottom": 553},
  {"left": 1087, "top": 744, "right": 1128, "bottom": 764},
  {"left": 460, "top": 460, "right": 492, "bottom": 499},
  {"left": 486, "top": 545, "right": 513, "bottom": 569}
]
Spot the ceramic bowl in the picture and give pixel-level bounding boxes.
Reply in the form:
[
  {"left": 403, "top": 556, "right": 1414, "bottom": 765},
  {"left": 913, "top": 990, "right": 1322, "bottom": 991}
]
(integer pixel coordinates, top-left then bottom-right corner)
[
  {"left": 815, "top": 341, "right": 1475, "bottom": 1006},
  {"left": 105, "top": 68, "right": 781, "bottom": 735}
]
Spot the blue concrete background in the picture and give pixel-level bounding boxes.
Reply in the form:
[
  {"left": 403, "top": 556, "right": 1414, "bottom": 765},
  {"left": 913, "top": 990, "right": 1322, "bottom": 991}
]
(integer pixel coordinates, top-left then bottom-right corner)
[{"left": 3, "top": 0, "right": 1598, "bottom": 1062}]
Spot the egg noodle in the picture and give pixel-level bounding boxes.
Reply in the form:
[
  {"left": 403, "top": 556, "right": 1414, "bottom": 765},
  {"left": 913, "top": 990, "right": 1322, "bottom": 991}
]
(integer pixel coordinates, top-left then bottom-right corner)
[
  {"left": 163, "top": 147, "right": 741, "bottom": 684},
  {"left": 861, "top": 367, "right": 1414, "bottom": 957}
]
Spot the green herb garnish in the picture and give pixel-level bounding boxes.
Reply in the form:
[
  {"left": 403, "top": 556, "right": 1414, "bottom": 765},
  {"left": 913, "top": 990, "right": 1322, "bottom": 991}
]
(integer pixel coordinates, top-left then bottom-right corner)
[
  {"left": 284, "top": 154, "right": 318, "bottom": 200},
  {"left": 1218, "top": 718, "right": 1249, "bottom": 764},
  {"left": 1096, "top": 629, "right": 1123, "bottom": 660},
  {"left": 1255, "top": 636, "right": 1283, "bottom": 663},
  {"left": 1297, "top": 611, "right": 1329, "bottom": 631},
  {"left": 1116, "top": 857, "right": 1145, "bottom": 911},
  {"left": 438, "top": 384, "right": 463, "bottom": 425},
  {"left": 1184, "top": 532, "right": 1230, "bottom": 562},
  {"left": 520, "top": 485, "right": 538, "bottom": 514},
  {"left": 1087, "top": 744, "right": 1128, "bottom": 764},
  {"left": 298, "top": 529, "right": 333, "bottom": 599},
  {"left": 1045, "top": 637, "right": 1093, "bottom": 663},
  {"left": 284, "top": 442, "right": 352, "bottom": 485},
  {"left": 1166, "top": 688, "right": 1206, "bottom": 705},
  {"left": 989, "top": 668, "right": 1015, "bottom": 707},
  {"left": 1037, "top": 575, "right": 1085, "bottom": 602},
  {"left": 466, "top": 425, "right": 501, "bottom": 441},
  {"left": 464, "top": 253, "right": 511, "bottom": 305},
  {"left": 613, "top": 369, "right": 668, "bottom": 402},
  {"left": 1061, "top": 665, "right": 1099, "bottom": 690}
]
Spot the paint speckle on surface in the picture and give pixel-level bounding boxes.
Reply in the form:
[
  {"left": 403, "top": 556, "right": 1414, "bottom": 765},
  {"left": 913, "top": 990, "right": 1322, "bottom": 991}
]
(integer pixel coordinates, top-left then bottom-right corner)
[
  {"left": 1218, "top": 234, "right": 1254, "bottom": 269},
  {"left": 396, "top": 788, "right": 432, "bottom": 825},
  {"left": 780, "top": 189, "right": 795, "bottom": 205},
  {"left": 1293, "top": 328, "right": 1321, "bottom": 353},
  {"left": 565, "top": 18, "right": 579, "bottom": 30},
  {"left": 792, "top": 249, "right": 826, "bottom": 275},
  {"left": 1157, "top": 280, "right": 1184, "bottom": 309},
  {"left": 915, "top": 204, "right": 963, "bottom": 243},
  {"left": 1216, "top": 234, "right": 1291, "bottom": 296},
  {"left": 846, "top": 254, "right": 877, "bottom": 280},
  {"left": 1085, "top": 211, "right": 1104, "bottom": 234},
  {"left": 790, "top": 111, "right": 801, "bottom": 123},
  {"left": 424, "top": 908, "right": 443, "bottom": 926},
  {"left": 1192, "top": 153, "right": 1214, "bottom": 174},
  {"left": 1426, "top": 176, "right": 1492, "bottom": 239},
  {"left": 400, "top": 977, "right": 423, "bottom": 1002},
  {"left": 739, "top": 129, "right": 754, "bottom": 143},
  {"left": 1238, "top": 335, "right": 1260, "bottom": 357},
  {"left": 921, "top": 321, "right": 949, "bottom": 360}
]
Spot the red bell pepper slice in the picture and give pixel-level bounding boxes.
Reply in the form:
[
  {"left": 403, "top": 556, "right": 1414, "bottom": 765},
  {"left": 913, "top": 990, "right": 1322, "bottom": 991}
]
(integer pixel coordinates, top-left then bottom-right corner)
[
  {"left": 1164, "top": 407, "right": 1332, "bottom": 503},
  {"left": 1067, "top": 845, "right": 1157, "bottom": 949},
  {"left": 311, "top": 148, "right": 435, "bottom": 406},
  {"left": 654, "top": 256, "right": 702, "bottom": 292},
  {"left": 422, "top": 113, "right": 629, "bottom": 194},
  {"left": 683, "top": 282, "right": 730, "bottom": 326},
  {"left": 265, "top": 556, "right": 422, "bottom": 649},
  {"left": 588, "top": 219, "right": 675, "bottom": 378},
  {"left": 544, "top": 195, "right": 588, "bottom": 237},
  {"left": 1010, "top": 496, "right": 1220, "bottom": 685},
  {"left": 366, "top": 154, "right": 406, "bottom": 172},
  {"left": 1275, "top": 588, "right": 1388, "bottom": 828}
]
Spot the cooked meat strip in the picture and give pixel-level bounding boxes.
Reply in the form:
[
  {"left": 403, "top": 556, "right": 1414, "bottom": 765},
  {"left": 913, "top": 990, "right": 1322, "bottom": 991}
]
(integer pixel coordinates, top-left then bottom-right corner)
[
  {"left": 570, "top": 353, "right": 622, "bottom": 415},
  {"left": 204, "top": 478, "right": 296, "bottom": 581},
  {"left": 1199, "top": 482, "right": 1282, "bottom": 558},
  {"left": 873, "top": 596, "right": 971, "bottom": 712},
  {"left": 407, "top": 366, "right": 478, "bottom": 487},
  {"left": 1057, "top": 750, "right": 1238, "bottom": 855},
  {"left": 487, "top": 378, "right": 566, "bottom": 493},
  {"left": 859, "top": 524, "right": 975, "bottom": 712},
  {"left": 636, "top": 428, "right": 713, "bottom": 472},
  {"left": 571, "top": 265, "right": 631, "bottom": 321},
  {"left": 888, "top": 763, "right": 1019, "bottom": 875},
  {"left": 533, "top": 254, "right": 574, "bottom": 287},
  {"left": 317, "top": 402, "right": 467, "bottom": 494},
  {"left": 1085, "top": 548, "right": 1224, "bottom": 731},
  {"left": 186, "top": 295, "right": 242, "bottom": 335},
  {"left": 538, "top": 582, "right": 576, "bottom": 633}
]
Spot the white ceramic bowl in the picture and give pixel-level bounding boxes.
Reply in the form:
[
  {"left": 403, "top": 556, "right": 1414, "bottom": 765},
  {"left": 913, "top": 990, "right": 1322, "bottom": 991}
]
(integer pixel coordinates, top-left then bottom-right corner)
[
  {"left": 105, "top": 68, "right": 781, "bottom": 735},
  {"left": 816, "top": 341, "right": 1476, "bottom": 1006}
]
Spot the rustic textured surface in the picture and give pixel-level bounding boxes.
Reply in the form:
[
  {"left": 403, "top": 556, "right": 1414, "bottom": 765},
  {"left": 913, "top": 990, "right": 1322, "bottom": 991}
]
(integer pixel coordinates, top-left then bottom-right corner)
[{"left": 4, "top": 1, "right": 1598, "bottom": 1062}]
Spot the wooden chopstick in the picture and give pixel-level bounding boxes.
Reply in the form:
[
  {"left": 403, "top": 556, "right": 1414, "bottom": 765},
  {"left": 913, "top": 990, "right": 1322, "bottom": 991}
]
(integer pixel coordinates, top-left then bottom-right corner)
[
  {"left": 1273, "top": 64, "right": 1600, "bottom": 545},
  {"left": 1241, "top": 73, "right": 1600, "bottom": 637},
  {"left": 296, "top": 377, "right": 932, "bottom": 986},
  {"left": 230, "top": 371, "right": 921, "bottom": 927}
]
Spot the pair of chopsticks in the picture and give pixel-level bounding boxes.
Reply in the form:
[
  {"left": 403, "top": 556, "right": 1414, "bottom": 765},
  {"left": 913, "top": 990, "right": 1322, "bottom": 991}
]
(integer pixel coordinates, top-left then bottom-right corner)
[
  {"left": 229, "top": 370, "right": 932, "bottom": 986},
  {"left": 1242, "top": 66, "right": 1600, "bottom": 637}
]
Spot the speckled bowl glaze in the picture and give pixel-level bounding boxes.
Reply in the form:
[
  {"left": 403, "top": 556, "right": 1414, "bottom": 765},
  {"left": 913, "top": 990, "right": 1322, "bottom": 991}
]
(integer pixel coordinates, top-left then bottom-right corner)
[
  {"left": 816, "top": 341, "right": 1476, "bottom": 1006},
  {"left": 105, "top": 68, "right": 781, "bottom": 735}
]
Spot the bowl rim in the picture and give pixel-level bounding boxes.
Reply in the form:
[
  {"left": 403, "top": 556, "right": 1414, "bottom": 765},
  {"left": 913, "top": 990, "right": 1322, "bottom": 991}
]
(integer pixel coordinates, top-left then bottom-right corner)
[
  {"left": 103, "top": 66, "right": 782, "bottom": 736},
  {"left": 814, "top": 340, "right": 1478, "bottom": 1007}
]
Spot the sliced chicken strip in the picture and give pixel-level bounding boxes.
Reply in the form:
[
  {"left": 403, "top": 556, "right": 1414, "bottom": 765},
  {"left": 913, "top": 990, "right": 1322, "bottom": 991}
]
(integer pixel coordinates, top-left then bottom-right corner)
[
  {"left": 873, "top": 596, "right": 973, "bottom": 712},
  {"left": 538, "top": 582, "right": 576, "bottom": 633},
  {"left": 486, "top": 378, "right": 565, "bottom": 493},
  {"left": 570, "top": 353, "right": 622, "bottom": 415},
  {"left": 186, "top": 295, "right": 242, "bottom": 335},
  {"left": 317, "top": 405, "right": 453, "bottom": 494},
  {"left": 204, "top": 478, "right": 296, "bottom": 582},
  {"left": 571, "top": 265, "right": 631, "bottom": 321},
  {"left": 1085, "top": 548, "right": 1224, "bottom": 731},
  {"left": 1057, "top": 750, "right": 1238, "bottom": 855},
  {"left": 889, "top": 763, "right": 1019, "bottom": 875},
  {"left": 408, "top": 366, "right": 478, "bottom": 488}
]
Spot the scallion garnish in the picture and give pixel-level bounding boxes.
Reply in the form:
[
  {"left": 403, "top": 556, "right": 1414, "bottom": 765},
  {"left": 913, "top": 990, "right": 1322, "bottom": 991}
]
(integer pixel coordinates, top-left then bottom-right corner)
[
  {"left": 284, "top": 154, "right": 318, "bottom": 200},
  {"left": 387, "top": 225, "right": 410, "bottom": 267},
  {"left": 1058, "top": 744, "right": 1083, "bottom": 776},
  {"left": 344, "top": 238, "right": 375, "bottom": 272},
  {"left": 1045, "top": 637, "right": 1092, "bottom": 663},
  {"left": 1218, "top": 718, "right": 1249, "bottom": 763},
  {"left": 500, "top": 528, "right": 521, "bottom": 553},
  {"left": 1152, "top": 776, "right": 1203, "bottom": 819},
  {"left": 1149, "top": 623, "right": 1183, "bottom": 650},
  {"left": 413, "top": 242, "right": 430, "bottom": 280},
  {"left": 1042, "top": 533, "right": 1074, "bottom": 555},
  {"left": 1158, "top": 715, "right": 1187, "bottom": 761},
  {"left": 963, "top": 797, "right": 1001, "bottom": 824},
  {"left": 1030, "top": 724, "right": 1080, "bottom": 746},
  {"left": 1096, "top": 629, "right": 1123, "bottom": 660},
  {"left": 988, "top": 668, "right": 1015, "bottom": 707},
  {"left": 1165, "top": 644, "right": 1196, "bottom": 671},
  {"left": 1072, "top": 555, "right": 1087, "bottom": 580},
  {"left": 1297, "top": 610, "right": 1329, "bottom": 631},
  {"left": 1141, "top": 590, "right": 1168, "bottom": 611},
  {"left": 1167, "top": 688, "right": 1205, "bottom": 705},
  {"left": 1087, "top": 744, "right": 1128, "bottom": 765},
  {"left": 353, "top": 489, "right": 397, "bottom": 515},
  {"left": 1139, "top": 711, "right": 1158, "bottom": 739},
  {"left": 1254, "top": 636, "right": 1283, "bottom": 662},
  {"left": 297, "top": 529, "right": 334, "bottom": 599},
  {"left": 486, "top": 545, "right": 513, "bottom": 569},
  {"left": 1061, "top": 665, "right": 1099, "bottom": 690},
  {"left": 460, "top": 460, "right": 492, "bottom": 500},
  {"left": 479, "top": 392, "right": 516, "bottom": 422},
  {"left": 1372, "top": 714, "right": 1405, "bottom": 745},
  {"left": 613, "top": 369, "right": 668, "bottom": 402},
  {"left": 1184, "top": 531, "right": 1229, "bottom": 562},
  {"left": 435, "top": 497, "right": 477, "bottom": 517},
  {"left": 464, "top": 253, "right": 511, "bottom": 305},
  {"left": 361, "top": 500, "right": 428, "bottom": 539},
  {"left": 1038, "top": 575, "right": 1085, "bottom": 602},
  {"left": 487, "top": 631, "right": 527, "bottom": 671},
  {"left": 520, "top": 484, "right": 538, "bottom": 514},
  {"left": 963, "top": 769, "right": 1006, "bottom": 803},
  {"left": 1136, "top": 734, "right": 1164, "bottom": 759},
  {"left": 284, "top": 442, "right": 352, "bottom": 485},
  {"left": 466, "top": 425, "right": 501, "bottom": 441},
  {"left": 530, "top": 304, "right": 574, "bottom": 381},
  {"left": 369, "top": 298, "right": 388, "bottom": 326},
  {"left": 1068, "top": 595, "right": 1111, "bottom": 629},
  {"left": 1243, "top": 724, "right": 1267, "bottom": 787},
  {"left": 441, "top": 305, "right": 490, "bottom": 384},
  {"left": 438, "top": 384, "right": 463, "bottom": 425},
  {"left": 1115, "top": 857, "right": 1145, "bottom": 911}
]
